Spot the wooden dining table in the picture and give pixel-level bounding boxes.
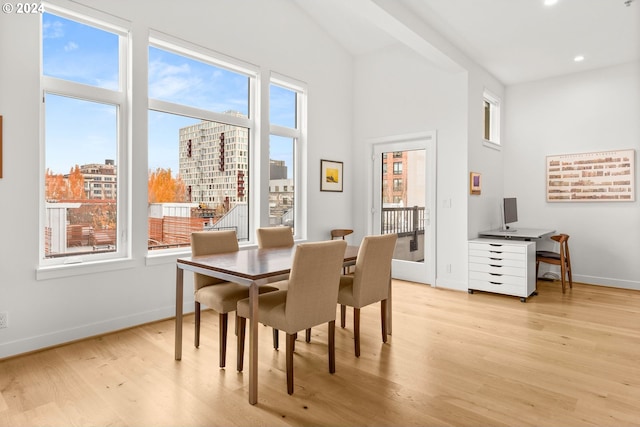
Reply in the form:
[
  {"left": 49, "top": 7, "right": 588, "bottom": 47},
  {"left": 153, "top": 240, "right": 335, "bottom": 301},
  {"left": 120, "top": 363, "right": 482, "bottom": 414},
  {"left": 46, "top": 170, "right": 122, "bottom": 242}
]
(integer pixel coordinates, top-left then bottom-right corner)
[{"left": 174, "top": 243, "right": 391, "bottom": 404}]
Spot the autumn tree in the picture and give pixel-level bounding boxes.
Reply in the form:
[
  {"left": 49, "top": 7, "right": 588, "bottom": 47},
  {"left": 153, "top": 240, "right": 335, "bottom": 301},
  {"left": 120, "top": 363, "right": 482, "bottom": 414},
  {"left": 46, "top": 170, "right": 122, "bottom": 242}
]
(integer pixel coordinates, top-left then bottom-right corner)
[
  {"left": 148, "top": 168, "right": 187, "bottom": 203},
  {"left": 67, "top": 165, "right": 86, "bottom": 199},
  {"left": 45, "top": 165, "right": 87, "bottom": 200}
]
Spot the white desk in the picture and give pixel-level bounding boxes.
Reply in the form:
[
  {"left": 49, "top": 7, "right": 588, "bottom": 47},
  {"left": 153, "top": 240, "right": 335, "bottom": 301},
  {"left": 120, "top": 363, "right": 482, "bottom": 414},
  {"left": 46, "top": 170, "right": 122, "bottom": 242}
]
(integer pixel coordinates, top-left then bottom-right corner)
[{"left": 478, "top": 228, "right": 555, "bottom": 240}]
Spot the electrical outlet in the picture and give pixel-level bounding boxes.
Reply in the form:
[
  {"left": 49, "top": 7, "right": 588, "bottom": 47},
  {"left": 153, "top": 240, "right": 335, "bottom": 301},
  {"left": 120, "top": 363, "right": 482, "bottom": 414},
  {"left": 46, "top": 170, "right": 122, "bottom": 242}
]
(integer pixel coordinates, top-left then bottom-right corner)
[{"left": 0, "top": 312, "right": 7, "bottom": 329}]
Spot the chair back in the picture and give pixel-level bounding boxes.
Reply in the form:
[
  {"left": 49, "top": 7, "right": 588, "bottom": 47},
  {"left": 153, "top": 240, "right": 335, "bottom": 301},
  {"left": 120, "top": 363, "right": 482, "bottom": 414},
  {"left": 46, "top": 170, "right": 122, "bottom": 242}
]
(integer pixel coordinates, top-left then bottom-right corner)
[
  {"left": 352, "top": 234, "right": 397, "bottom": 307},
  {"left": 257, "top": 226, "right": 294, "bottom": 249},
  {"left": 551, "top": 233, "right": 571, "bottom": 265},
  {"left": 284, "top": 240, "right": 347, "bottom": 331},
  {"left": 330, "top": 229, "right": 353, "bottom": 240},
  {"left": 190, "top": 230, "right": 239, "bottom": 291}
]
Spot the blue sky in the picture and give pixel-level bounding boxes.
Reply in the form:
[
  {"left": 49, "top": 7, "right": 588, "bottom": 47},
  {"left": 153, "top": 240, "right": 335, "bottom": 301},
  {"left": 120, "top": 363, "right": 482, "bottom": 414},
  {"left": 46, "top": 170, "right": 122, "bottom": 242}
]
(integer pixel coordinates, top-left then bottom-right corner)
[{"left": 43, "top": 12, "right": 296, "bottom": 178}]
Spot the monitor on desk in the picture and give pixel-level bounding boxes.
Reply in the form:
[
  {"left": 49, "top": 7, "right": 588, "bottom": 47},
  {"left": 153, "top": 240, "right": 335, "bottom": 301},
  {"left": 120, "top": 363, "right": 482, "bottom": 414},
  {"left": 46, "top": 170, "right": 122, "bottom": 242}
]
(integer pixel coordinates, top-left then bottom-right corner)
[{"left": 501, "top": 197, "right": 518, "bottom": 232}]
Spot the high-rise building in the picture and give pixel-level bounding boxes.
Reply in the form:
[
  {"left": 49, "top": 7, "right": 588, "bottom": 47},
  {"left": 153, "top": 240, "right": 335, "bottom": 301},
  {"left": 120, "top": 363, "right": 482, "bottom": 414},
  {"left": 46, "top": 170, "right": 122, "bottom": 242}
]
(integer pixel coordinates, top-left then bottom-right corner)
[{"left": 178, "top": 114, "right": 248, "bottom": 211}]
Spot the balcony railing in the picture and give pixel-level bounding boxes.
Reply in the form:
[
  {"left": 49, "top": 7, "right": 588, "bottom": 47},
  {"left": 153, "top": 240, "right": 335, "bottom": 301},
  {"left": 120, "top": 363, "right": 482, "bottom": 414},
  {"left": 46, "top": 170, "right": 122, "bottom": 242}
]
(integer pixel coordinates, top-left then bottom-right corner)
[{"left": 382, "top": 206, "right": 425, "bottom": 237}]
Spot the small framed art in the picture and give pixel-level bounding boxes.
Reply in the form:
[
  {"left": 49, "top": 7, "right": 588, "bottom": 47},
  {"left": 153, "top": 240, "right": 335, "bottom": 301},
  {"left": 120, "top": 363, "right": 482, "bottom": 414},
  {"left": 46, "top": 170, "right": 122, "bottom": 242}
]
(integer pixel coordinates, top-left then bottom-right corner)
[
  {"left": 470, "top": 172, "right": 481, "bottom": 195},
  {"left": 320, "top": 159, "right": 343, "bottom": 192}
]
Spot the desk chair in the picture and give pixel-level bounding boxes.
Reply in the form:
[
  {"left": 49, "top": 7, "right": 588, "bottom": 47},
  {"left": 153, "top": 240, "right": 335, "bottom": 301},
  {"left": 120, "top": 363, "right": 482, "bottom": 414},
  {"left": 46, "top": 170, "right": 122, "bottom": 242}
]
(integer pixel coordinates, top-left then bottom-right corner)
[
  {"left": 337, "top": 233, "right": 397, "bottom": 357},
  {"left": 191, "top": 230, "right": 278, "bottom": 368},
  {"left": 236, "top": 240, "right": 347, "bottom": 394},
  {"left": 536, "top": 234, "right": 573, "bottom": 293}
]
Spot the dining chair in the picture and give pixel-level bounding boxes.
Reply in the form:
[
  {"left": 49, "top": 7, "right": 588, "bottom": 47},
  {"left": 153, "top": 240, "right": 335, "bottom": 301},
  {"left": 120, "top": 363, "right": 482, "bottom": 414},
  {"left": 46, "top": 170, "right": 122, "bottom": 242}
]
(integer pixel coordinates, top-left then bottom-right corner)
[
  {"left": 330, "top": 228, "right": 353, "bottom": 240},
  {"left": 337, "top": 233, "right": 397, "bottom": 357},
  {"left": 536, "top": 233, "right": 573, "bottom": 293},
  {"left": 236, "top": 239, "right": 347, "bottom": 395},
  {"left": 257, "top": 226, "right": 294, "bottom": 249},
  {"left": 191, "top": 230, "right": 278, "bottom": 368},
  {"left": 256, "top": 226, "right": 295, "bottom": 349}
]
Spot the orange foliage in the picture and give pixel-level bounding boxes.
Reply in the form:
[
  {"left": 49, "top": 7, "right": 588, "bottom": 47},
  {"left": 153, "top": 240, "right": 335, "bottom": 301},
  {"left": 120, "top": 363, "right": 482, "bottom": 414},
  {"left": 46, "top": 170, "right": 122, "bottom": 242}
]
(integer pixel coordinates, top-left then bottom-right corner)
[
  {"left": 45, "top": 166, "right": 86, "bottom": 200},
  {"left": 148, "top": 168, "right": 187, "bottom": 203}
]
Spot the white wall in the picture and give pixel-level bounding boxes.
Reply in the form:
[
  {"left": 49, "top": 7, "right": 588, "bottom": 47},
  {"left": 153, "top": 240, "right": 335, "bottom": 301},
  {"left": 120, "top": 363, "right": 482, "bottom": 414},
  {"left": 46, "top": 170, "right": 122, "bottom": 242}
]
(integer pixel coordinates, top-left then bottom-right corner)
[
  {"left": 351, "top": 40, "right": 506, "bottom": 291},
  {"left": 0, "top": 0, "right": 354, "bottom": 358},
  {"left": 504, "top": 62, "right": 640, "bottom": 289}
]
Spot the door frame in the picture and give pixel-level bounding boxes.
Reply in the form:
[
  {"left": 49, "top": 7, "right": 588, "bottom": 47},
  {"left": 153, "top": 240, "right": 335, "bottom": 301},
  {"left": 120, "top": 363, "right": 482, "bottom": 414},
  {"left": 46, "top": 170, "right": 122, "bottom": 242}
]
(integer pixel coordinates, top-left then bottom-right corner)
[{"left": 367, "top": 131, "right": 437, "bottom": 286}]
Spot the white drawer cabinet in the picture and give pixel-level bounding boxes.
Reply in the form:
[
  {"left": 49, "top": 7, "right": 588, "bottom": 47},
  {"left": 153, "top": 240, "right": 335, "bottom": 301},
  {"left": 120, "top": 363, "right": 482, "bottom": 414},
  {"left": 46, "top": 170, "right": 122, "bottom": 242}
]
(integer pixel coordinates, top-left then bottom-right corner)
[{"left": 468, "top": 238, "right": 536, "bottom": 302}]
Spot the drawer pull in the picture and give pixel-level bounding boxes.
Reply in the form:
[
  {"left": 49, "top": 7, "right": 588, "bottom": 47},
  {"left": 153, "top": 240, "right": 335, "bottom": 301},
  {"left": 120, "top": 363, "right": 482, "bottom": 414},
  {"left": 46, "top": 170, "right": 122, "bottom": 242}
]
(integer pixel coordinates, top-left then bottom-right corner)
[
  {"left": 489, "top": 281, "right": 502, "bottom": 285},
  {"left": 489, "top": 251, "right": 503, "bottom": 254},
  {"left": 489, "top": 273, "right": 502, "bottom": 276},
  {"left": 489, "top": 257, "right": 502, "bottom": 260},
  {"left": 489, "top": 264, "right": 502, "bottom": 268}
]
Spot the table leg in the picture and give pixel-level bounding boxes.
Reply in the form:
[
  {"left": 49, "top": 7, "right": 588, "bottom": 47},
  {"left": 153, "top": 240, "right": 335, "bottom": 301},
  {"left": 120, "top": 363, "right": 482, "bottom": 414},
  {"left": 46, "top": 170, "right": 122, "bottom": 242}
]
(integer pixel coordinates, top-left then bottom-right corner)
[
  {"left": 249, "top": 281, "right": 259, "bottom": 405},
  {"left": 175, "top": 265, "right": 184, "bottom": 360},
  {"left": 387, "top": 275, "right": 392, "bottom": 335}
]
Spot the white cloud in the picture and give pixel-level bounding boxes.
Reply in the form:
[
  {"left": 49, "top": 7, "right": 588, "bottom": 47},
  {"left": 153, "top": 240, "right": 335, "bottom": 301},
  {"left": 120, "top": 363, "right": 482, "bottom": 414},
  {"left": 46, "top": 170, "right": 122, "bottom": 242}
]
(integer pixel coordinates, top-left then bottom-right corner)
[
  {"left": 64, "top": 42, "right": 79, "bottom": 52},
  {"left": 42, "top": 20, "right": 64, "bottom": 39}
]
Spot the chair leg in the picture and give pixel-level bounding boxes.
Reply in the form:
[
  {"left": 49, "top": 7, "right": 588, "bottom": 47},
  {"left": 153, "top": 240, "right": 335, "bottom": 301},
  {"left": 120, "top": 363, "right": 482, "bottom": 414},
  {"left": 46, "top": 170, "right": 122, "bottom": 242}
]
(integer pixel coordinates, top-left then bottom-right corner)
[
  {"left": 219, "top": 313, "right": 228, "bottom": 368},
  {"left": 305, "top": 328, "right": 311, "bottom": 343},
  {"left": 273, "top": 328, "right": 279, "bottom": 350},
  {"left": 340, "top": 304, "right": 346, "bottom": 328},
  {"left": 560, "top": 262, "right": 566, "bottom": 294},
  {"left": 381, "top": 299, "right": 388, "bottom": 343},
  {"left": 237, "top": 316, "right": 246, "bottom": 372},
  {"left": 567, "top": 260, "right": 573, "bottom": 289},
  {"left": 286, "top": 333, "right": 295, "bottom": 395},
  {"left": 328, "top": 320, "right": 336, "bottom": 374},
  {"left": 354, "top": 308, "right": 361, "bottom": 357},
  {"left": 194, "top": 302, "right": 201, "bottom": 348},
  {"left": 535, "top": 260, "right": 539, "bottom": 281}
]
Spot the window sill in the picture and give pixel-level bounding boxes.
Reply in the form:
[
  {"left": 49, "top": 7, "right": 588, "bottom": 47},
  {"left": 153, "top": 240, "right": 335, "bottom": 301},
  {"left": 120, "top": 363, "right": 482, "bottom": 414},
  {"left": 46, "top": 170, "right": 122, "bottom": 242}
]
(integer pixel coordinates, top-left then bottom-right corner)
[
  {"left": 37, "top": 257, "right": 137, "bottom": 281},
  {"left": 482, "top": 139, "right": 502, "bottom": 151}
]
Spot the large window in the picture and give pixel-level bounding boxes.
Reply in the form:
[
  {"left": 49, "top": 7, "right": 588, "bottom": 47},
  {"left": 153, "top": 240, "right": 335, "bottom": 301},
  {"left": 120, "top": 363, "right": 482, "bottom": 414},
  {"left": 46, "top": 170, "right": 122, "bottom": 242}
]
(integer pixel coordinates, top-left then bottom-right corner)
[
  {"left": 269, "top": 79, "right": 304, "bottom": 231},
  {"left": 41, "top": 8, "right": 129, "bottom": 265},
  {"left": 148, "top": 38, "right": 255, "bottom": 247}
]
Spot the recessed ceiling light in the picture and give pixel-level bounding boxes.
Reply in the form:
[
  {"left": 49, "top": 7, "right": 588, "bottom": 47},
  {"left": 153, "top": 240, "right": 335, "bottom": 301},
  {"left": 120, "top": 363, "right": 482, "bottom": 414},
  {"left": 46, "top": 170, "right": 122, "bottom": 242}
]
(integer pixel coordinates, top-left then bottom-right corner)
[
  {"left": 544, "top": 0, "right": 558, "bottom": 6},
  {"left": 574, "top": 55, "right": 585, "bottom": 62}
]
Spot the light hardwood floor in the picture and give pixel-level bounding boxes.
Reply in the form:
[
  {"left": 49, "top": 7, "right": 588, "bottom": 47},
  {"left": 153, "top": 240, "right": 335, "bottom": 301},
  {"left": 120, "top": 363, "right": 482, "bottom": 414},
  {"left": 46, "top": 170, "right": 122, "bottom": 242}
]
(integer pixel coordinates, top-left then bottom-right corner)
[{"left": 1, "top": 280, "right": 639, "bottom": 426}]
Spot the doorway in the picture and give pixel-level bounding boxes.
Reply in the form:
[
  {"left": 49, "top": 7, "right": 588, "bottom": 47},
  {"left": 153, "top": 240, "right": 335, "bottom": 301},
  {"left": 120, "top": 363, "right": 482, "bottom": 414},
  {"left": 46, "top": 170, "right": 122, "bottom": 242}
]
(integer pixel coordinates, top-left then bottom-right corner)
[{"left": 371, "top": 132, "right": 436, "bottom": 285}]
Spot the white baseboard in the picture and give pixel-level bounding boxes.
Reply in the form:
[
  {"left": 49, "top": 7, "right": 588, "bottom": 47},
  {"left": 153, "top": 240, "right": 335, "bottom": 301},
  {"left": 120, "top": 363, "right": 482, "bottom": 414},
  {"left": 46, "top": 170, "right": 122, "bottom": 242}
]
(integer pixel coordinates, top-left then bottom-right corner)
[
  {"left": 573, "top": 274, "right": 640, "bottom": 291},
  {"left": 0, "top": 303, "right": 194, "bottom": 360}
]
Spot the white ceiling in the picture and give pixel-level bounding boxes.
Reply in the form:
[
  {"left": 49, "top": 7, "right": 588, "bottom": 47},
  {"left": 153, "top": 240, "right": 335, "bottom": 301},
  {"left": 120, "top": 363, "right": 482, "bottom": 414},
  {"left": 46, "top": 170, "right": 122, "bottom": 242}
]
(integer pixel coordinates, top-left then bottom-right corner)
[{"left": 293, "top": 0, "right": 640, "bottom": 85}]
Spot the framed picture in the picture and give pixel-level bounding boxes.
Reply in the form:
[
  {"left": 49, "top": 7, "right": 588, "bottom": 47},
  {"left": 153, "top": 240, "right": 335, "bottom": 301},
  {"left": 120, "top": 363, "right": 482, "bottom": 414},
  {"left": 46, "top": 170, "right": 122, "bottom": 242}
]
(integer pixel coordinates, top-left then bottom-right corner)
[
  {"left": 546, "top": 149, "right": 635, "bottom": 202},
  {"left": 320, "top": 159, "right": 343, "bottom": 192},
  {"left": 470, "top": 171, "right": 481, "bottom": 195}
]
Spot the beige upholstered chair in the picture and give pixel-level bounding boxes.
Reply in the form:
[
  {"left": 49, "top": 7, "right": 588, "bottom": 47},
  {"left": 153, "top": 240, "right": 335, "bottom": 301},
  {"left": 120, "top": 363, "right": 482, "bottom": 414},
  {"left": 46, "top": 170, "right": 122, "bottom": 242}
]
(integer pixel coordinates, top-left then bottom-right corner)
[
  {"left": 257, "top": 226, "right": 294, "bottom": 249},
  {"left": 337, "top": 233, "right": 397, "bottom": 357},
  {"left": 191, "top": 230, "right": 277, "bottom": 368},
  {"left": 256, "top": 226, "right": 295, "bottom": 348},
  {"left": 237, "top": 239, "right": 347, "bottom": 395},
  {"left": 536, "top": 233, "right": 573, "bottom": 293}
]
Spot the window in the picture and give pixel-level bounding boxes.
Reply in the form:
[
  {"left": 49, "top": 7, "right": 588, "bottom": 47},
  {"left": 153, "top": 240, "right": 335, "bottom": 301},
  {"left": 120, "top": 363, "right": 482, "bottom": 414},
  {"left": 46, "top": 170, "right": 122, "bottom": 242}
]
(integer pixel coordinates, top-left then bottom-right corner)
[
  {"left": 41, "top": 8, "right": 129, "bottom": 265},
  {"left": 483, "top": 89, "right": 501, "bottom": 145},
  {"left": 393, "top": 162, "right": 403, "bottom": 175},
  {"left": 393, "top": 178, "right": 403, "bottom": 191},
  {"left": 269, "top": 77, "right": 305, "bottom": 232},
  {"left": 148, "top": 38, "right": 254, "bottom": 248}
]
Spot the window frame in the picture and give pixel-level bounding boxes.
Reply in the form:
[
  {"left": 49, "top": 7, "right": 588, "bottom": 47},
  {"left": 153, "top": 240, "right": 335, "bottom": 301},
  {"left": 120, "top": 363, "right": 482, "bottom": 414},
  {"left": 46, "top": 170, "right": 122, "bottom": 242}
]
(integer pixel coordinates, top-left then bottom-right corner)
[
  {"left": 483, "top": 89, "right": 501, "bottom": 149},
  {"left": 147, "top": 33, "right": 258, "bottom": 253},
  {"left": 38, "top": 3, "right": 131, "bottom": 272},
  {"left": 269, "top": 73, "right": 307, "bottom": 240}
]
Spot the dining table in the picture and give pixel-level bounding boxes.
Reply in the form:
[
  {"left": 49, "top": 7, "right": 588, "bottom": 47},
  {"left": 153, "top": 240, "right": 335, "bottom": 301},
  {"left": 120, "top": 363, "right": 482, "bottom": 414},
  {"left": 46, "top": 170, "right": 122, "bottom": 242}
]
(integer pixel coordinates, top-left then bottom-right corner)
[{"left": 174, "top": 243, "right": 391, "bottom": 404}]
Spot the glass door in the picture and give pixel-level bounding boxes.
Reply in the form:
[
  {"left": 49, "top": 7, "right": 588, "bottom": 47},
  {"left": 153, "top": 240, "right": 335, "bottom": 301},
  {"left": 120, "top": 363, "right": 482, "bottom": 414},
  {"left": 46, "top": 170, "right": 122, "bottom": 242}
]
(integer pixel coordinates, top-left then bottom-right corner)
[{"left": 372, "top": 134, "right": 436, "bottom": 284}]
